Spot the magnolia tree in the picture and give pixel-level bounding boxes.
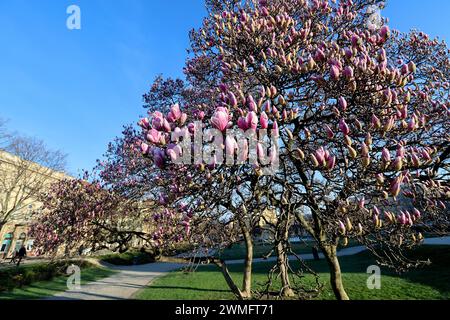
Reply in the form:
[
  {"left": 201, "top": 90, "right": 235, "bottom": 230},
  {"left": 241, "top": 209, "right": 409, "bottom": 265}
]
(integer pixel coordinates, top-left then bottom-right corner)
[
  {"left": 29, "top": 177, "right": 141, "bottom": 255},
  {"left": 138, "top": 0, "right": 450, "bottom": 300},
  {"left": 30, "top": 131, "right": 193, "bottom": 258}
]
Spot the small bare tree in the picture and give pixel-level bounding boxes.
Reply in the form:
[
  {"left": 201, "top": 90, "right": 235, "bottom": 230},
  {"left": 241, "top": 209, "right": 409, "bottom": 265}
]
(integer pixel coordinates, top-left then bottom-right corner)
[
  {"left": 0, "top": 135, "right": 67, "bottom": 231},
  {"left": 0, "top": 118, "right": 10, "bottom": 148}
]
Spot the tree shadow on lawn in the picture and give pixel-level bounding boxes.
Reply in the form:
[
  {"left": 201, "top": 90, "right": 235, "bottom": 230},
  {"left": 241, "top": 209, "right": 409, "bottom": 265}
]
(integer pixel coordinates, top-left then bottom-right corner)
[{"left": 0, "top": 278, "right": 68, "bottom": 300}]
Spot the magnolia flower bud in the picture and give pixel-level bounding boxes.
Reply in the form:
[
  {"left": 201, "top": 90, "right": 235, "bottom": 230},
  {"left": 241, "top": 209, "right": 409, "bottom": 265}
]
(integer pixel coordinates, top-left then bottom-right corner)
[
  {"left": 344, "top": 135, "right": 353, "bottom": 147},
  {"left": 357, "top": 223, "right": 363, "bottom": 236},
  {"left": 413, "top": 208, "right": 421, "bottom": 219},
  {"left": 270, "top": 85, "right": 278, "bottom": 97},
  {"left": 362, "top": 156, "right": 371, "bottom": 167},
  {"left": 246, "top": 111, "right": 258, "bottom": 130},
  {"left": 247, "top": 95, "right": 257, "bottom": 111},
  {"left": 376, "top": 173, "right": 385, "bottom": 185},
  {"left": 330, "top": 65, "right": 340, "bottom": 80},
  {"left": 371, "top": 114, "right": 381, "bottom": 129},
  {"left": 338, "top": 220, "right": 346, "bottom": 235},
  {"left": 140, "top": 143, "right": 149, "bottom": 155},
  {"left": 343, "top": 66, "right": 354, "bottom": 79},
  {"left": 327, "top": 156, "right": 336, "bottom": 170},
  {"left": 361, "top": 142, "right": 369, "bottom": 157},
  {"left": 346, "top": 217, "right": 353, "bottom": 231},
  {"left": 365, "top": 133, "right": 373, "bottom": 147},
  {"left": 228, "top": 91, "right": 238, "bottom": 108},
  {"left": 339, "top": 97, "right": 348, "bottom": 111},
  {"left": 286, "top": 128, "right": 294, "bottom": 141},
  {"left": 390, "top": 177, "right": 402, "bottom": 198},
  {"left": 310, "top": 154, "right": 320, "bottom": 167},
  {"left": 315, "top": 48, "right": 326, "bottom": 62},
  {"left": 339, "top": 119, "right": 350, "bottom": 135},
  {"left": 260, "top": 112, "right": 269, "bottom": 129},
  {"left": 382, "top": 148, "right": 391, "bottom": 163},
  {"left": 325, "top": 125, "right": 334, "bottom": 139},
  {"left": 408, "top": 61, "right": 417, "bottom": 73},
  {"left": 179, "top": 113, "right": 188, "bottom": 126},
  {"left": 348, "top": 146, "right": 357, "bottom": 158},
  {"left": 373, "top": 214, "right": 380, "bottom": 228},
  {"left": 379, "top": 25, "right": 390, "bottom": 39},
  {"left": 237, "top": 117, "right": 248, "bottom": 131},
  {"left": 393, "top": 157, "right": 403, "bottom": 171},
  {"left": 293, "top": 148, "right": 305, "bottom": 161}
]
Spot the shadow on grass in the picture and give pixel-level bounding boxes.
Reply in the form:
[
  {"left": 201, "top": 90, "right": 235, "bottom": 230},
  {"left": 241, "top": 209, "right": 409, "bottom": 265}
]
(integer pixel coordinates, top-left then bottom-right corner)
[{"left": 0, "top": 267, "right": 116, "bottom": 300}]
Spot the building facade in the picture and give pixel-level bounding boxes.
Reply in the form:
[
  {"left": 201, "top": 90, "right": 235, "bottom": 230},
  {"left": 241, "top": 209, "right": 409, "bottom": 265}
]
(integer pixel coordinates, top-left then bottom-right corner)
[{"left": 0, "top": 150, "right": 70, "bottom": 259}]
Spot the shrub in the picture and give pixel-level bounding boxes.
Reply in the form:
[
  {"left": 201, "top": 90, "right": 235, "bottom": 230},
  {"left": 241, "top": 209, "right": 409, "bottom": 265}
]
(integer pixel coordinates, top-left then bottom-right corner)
[
  {"left": 0, "top": 260, "right": 91, "bottom": 293},
  {"left": 99, "top": 251, "right": 155, "bottom": 266}
]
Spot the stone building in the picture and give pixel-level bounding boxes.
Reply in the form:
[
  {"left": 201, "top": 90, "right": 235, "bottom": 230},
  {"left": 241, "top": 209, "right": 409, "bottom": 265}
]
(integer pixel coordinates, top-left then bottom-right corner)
[{"left": 0, "top": 150, "right": 71, "bottom": 259}]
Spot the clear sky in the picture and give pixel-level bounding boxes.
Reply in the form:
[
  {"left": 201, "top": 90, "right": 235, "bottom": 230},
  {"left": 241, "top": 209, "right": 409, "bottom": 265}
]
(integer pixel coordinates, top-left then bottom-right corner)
[{"left": 0, "top": 1, "right": 449, "bottom": 175}]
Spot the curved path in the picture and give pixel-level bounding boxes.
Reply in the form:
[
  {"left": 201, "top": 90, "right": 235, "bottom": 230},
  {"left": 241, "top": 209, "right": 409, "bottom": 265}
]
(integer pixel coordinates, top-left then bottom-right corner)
[
  {"left": 46, "top": 236, "right": 450, "bottom": 300},
  {"left": 226, "top": 236, "right": 450, "bottom": 265},
  {"left": 47, "top": 262, "right": 184, "bottom": 300}
]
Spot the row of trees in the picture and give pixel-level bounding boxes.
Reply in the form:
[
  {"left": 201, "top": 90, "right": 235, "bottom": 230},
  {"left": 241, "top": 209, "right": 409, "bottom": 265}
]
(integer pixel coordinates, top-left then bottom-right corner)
[{"left": 30, "top": 0, "right": 450, "bottom": 300}]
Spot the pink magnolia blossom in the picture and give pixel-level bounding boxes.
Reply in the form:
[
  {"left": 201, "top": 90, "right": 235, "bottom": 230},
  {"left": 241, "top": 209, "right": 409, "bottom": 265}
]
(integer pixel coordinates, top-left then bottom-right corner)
[
  {"left": 330, "top": 65, "right": 340, "bottom": 80},
  {"left": 247, "top": 95, "right": 257, "bottom": 111},
  {"left": 260, "top": 112, "right": 269, "bottom": 129},
  {"left": 167, "top": 103, "right": 182, "bottom": 122},
  {"left": 211, "top": 108, "right": 230, "bottom": 132},
  {"left": 237, "top": 117, "right": 248, "bottom": 131},
  {"left": 147, "top": 129, "right": 163, "bottom": 144},
  {"left": 228, "top": 91, "right": 238, "bottom": 108},
  {"left": 246, "top": 111, "right": 258, "bottom": 130},
  {"left": 343, "top": 66, "right": 354, "bottom": 79}
]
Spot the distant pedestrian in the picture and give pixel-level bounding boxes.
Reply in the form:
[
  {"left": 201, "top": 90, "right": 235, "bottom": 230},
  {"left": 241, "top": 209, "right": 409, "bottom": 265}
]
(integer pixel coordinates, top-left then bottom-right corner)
[
  {"left": 312, "top": 246, "right": 320, "bottom": 261},
  {"left": 16, "top": 245, "right": 27, "bottom": 266}
]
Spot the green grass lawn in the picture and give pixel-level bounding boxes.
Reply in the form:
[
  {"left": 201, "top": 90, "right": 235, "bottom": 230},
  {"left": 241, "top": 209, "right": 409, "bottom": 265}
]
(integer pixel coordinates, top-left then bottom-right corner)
[
  {"left": 215, "top": 239, "right": 358, "bottom": 261},
  {"left": 0, "top": 266, "right": 116, "bottom": 300},
  {"left": 135, "top": 245, "right": 450, "bottom": 300}
]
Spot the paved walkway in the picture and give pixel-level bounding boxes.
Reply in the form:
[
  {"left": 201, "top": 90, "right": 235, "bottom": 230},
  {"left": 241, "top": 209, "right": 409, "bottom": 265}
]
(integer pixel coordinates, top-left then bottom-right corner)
[
  {"left": 226, "top": 236, "right": 450, "bottom": 265},
  {"left": 47, "top": 262, "right": 184, "bottom": 300},
  {"left": 225, "top": 245, "right": 368, "bottom": 265}
]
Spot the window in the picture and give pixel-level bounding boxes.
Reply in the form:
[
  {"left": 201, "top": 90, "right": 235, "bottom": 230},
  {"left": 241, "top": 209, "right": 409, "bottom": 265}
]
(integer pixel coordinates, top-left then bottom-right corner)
[
  {"left": 1, "top": 240, "right": 12, "bottom": 253},
  {"left": 26, "top": 240, "right": 34, "bottom": 251}
]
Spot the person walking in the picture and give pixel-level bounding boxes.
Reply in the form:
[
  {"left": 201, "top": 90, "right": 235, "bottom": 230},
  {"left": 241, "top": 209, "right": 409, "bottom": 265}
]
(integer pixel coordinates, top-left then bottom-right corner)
[{"left": 16, "top": 245, "right": 27, "bottom": 267}]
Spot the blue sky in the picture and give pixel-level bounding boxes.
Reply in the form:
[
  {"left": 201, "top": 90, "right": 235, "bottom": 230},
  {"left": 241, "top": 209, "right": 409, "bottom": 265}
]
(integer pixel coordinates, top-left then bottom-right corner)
[{"left": 0, "top": 1, "right": 449, "bottom": 175}]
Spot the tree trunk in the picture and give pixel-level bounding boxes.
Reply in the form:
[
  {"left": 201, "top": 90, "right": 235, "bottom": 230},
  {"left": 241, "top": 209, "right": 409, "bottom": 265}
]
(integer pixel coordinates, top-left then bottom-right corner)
[
  {"left": 240, "top": 222, "right": 253, "bottom": 299},
  {"left": 276, "top": 241, "right": 295, "bottom": 297},
  {"left": 322, "top": 245, "right": 350, "bottom": 300},
  {"left": 214, "top": 260, "right": 244, "bottom": 300}
]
